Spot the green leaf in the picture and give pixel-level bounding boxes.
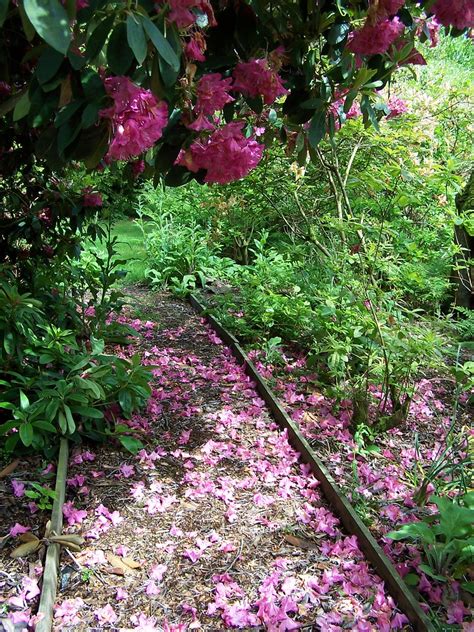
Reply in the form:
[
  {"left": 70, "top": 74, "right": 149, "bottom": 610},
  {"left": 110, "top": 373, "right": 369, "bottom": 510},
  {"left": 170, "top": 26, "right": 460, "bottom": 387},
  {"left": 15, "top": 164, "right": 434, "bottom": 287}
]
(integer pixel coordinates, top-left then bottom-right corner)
[
  {"left": 461, "top": 581, "right": 474, "bottom": 595},
  {"left": 118, "top": 390, "right": 132, "bottom": 415},
  {"left": 81, "top": 102, "right": 100, "bottom": 128},
  {"left": 86, "top": 15, "right": 115, "bottom": 61},
  {"left": 386, "top": 522, "right": 435, "bottom": 544},
  {"left": 127, "top": 14, "right": 147, "bottom": 65},
  {"left": 418, "top": 564, "right": 447, "bottom": 582},
  {"left": 140, "top": 16, "right": 180, "bottom": 71},
  {"left": 433, "top": 496, "right": 474, "bottom": 541},
  {"left": 91, "top": 337, "right": 105, "bottom": 355},
  {"left": 308, "top": 110, "right": 326, "bottom": 148},
  {"left": 404, "top": 573, "right": 419, "bottom": 587},
  {"left": 13, "top": 91, "right": 31, "bottom": 121},
  {"left": 54, "top": 100, "right": 83, "bottom": 128},
  {"left": 5, "top": 433, "right": 20, "bottom": 453},
  {"left": 73, "top": 405, "right": 103, "bottom": 419},
  {"left": 63, "top": 404, "right": 76, "bottom": 434},
  {"left": 107, "top": 22, "right": 133, "bottom": 75},
  {"left": 58, "top": 410, "right": 67, "bottom": 433},
  {"left": 19, "top": 391, "right": 30, "bottom": 411},
  {"left": 118, "top": 435, "right": 143, "bottom": 455},
  {"left": 23, "top": 0, "right": 71, "bottom": 54},
  {"left": 0, "top": 402, "right": 15, "bottom": 410},
  {"left": 36, "top": 47, "right": 64, "bottom": 85},
  {"left": 33, "top": 420, "right": 57, "bottom": 433},
  {"left": 0, "top": 0, "right": 9, "bottom": 27},
  {"left": 19, "top": 423, "right": 34, "bottom": 446}
]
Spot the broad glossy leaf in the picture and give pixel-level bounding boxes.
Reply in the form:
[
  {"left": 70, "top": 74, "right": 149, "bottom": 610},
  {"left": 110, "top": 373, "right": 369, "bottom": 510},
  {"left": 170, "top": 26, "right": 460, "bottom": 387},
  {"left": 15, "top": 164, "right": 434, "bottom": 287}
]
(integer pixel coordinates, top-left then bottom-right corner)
[
  {"left": 24, "top": 0, "right": 71, "bottom": 54},
  {"left": 107, "top": 22, "right": 133, "bottom": 75},
  {"left": 308, "top": 110, "right": 326, "bottom": 148},
  {"left": 85, "top": 14, "right": 114, "bottom": 60},
  {"left": 19, "top": 390, "right": 30, "bottom": 411},
  {"left": 36, "top": 47, "right": 64, "bottom": 85},
  {"left": 119, "top": 435, "right": 143, "bottom": 454},
  {"left": 141, "top": 16, "right": 180, "bottom": 71},
  {"left": 19, "top": 423, "right": 34, "bottom": 446},
  {"left": 126, "top": 14, "right": 147, "bottom": 65}
]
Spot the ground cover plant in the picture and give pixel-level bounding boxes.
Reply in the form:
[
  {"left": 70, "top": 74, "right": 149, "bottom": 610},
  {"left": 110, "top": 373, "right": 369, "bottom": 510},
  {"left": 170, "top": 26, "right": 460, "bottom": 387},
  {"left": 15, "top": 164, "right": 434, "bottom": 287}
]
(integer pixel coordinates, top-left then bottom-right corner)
[{"left": 0, "top": 0, "right": 473, "bottom": 630}]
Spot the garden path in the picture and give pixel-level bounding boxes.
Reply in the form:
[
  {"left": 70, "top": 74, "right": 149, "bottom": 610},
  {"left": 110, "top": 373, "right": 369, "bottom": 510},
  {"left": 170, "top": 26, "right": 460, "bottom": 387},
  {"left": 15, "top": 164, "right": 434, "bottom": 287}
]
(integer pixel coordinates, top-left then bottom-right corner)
[{"left": 1, "top": 292, "right": 409, "bottom": 631}]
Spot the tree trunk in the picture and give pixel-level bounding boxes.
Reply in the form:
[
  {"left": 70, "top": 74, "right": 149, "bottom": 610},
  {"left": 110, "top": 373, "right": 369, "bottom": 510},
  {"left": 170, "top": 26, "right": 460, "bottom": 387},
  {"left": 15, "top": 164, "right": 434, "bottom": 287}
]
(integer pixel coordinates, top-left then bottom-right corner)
[{"left": 453, "top": 170, "right": 474, "bottom": 309}]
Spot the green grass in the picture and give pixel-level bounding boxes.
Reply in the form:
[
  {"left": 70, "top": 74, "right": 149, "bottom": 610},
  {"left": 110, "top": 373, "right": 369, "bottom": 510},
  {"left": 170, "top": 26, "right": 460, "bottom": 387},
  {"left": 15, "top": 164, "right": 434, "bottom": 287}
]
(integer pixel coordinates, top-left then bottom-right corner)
[{"left": 111, "top": 218, "right": 149, "bottom": 285}]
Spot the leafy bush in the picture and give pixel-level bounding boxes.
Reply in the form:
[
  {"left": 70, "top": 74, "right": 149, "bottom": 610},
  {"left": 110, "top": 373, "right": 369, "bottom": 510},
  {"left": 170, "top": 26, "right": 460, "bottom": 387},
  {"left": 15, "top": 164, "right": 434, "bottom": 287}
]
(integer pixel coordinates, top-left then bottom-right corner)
[
  {"left": 0, "top": 279, "right": 151, "bottom": 455},
  {"left": 387, "top": 494, "right": 474, "bottom": 589}
]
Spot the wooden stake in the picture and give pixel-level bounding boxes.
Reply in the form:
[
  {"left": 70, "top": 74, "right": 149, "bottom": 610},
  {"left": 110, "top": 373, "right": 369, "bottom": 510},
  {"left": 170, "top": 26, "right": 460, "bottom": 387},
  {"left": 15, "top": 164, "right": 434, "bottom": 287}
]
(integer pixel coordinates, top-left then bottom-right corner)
[{"left": 36, "top": 438, "right": 69, "bottom": 632}]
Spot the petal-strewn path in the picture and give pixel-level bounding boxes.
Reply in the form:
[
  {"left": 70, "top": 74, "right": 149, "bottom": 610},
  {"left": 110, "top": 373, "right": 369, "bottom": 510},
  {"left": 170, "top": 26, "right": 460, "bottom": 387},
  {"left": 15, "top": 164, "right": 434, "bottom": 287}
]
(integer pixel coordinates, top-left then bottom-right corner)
[{"left": 2, "top": 291, "right": 410, "bottom": 631}]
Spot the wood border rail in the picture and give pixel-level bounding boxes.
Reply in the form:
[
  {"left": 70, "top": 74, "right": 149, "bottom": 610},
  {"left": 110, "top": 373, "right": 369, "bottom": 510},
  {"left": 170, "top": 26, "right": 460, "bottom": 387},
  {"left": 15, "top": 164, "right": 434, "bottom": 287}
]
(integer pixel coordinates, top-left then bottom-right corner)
[{"left": 189, "top": 293, "right": 431, "bottom": 632}]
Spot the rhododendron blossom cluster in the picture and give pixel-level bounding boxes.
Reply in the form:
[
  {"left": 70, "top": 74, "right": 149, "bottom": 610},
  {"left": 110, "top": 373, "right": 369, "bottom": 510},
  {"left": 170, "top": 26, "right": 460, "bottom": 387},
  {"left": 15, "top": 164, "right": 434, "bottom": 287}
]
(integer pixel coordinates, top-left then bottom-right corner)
[
  {"left": 176, "top": 122, "right": 263, "bottom": 184},
  {"left": 100, "top": 76, "right": 168, "bottom": 161},
  {"left": 187, "top": 73, "right": 234, "bottom": 131},
  {"left": 431, "top": 0, "right": 474, "bottom": 29},
  {"left": 158, "top": 0, "right": 216, "bottom": 29},
  {"left": 386, "top": 96, "right": 408, "bottom": 118},
  {"left": 348, "top": 16, "right": 405, "bottom": 55},
  {"left": 232, "top": 58, "right": 288, "bottom": 105}
]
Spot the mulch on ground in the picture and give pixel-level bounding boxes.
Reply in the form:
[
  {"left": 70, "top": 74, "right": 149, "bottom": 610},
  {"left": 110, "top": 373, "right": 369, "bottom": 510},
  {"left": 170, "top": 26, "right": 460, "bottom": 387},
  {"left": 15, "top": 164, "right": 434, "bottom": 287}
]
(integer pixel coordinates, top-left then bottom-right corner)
[{"left": 1, "top": 290, "right": 411, "bottom": 631}]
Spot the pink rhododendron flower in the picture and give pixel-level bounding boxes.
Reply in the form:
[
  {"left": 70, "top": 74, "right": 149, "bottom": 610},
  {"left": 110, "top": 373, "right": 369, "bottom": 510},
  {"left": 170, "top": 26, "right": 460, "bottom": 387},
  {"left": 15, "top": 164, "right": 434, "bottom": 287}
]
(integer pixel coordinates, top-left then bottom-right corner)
[
  {"left": 22, "top": 577, "right": 40, "bottom": 601},
  {"left": 100, "top": 76, "right": 168, "bottom": 161},
  {"left": 183, "top": 548, "right": 202, "bottom": 563},
  {"left": 118, "top": 463, "right": 135, "bottom": 478},
  {"left": 176, "top": 121, "right": 263, "bottom": 184},
  {"left": 447, "top": 600, "right": 469, "bottom": 624},
  {"left": 431, "top": 0, "right": 474, "bottom": 29},
  {"left": 0, "top": 81, "right": 12, "bottom": 96},
  {"left": 150, "top": 563, "right": 167, "bottom": 581},
  {"left": 94, "top": 604, "right": 117, "bottom": 625},
  {"left": 160, "top": 0, "right": 216, "bottom": 28},
  {"left": 116, "top": 587, "right": 128, "bottom": 601},
  {"left": 374, "top": 0, "right": 405, "bottom": 18},
  {"left": 347, "top": 17, "right": 404, "bottom": 55},
  {"left": 232, "top": 58, "right": 288, "bottom": 105},
  {"left": 10, "top": 523, "right": 30, "bottom": 537},
  {"left": 193, "top": 73, "right": 234, "bottom": 117},
  {"left": 54, "top": 598, "right": 85, "bottom": 626},
  {"left": 131, "top": 159, "right": 145, "bottom": 178},
  {"left": 185, "top": 36, "right": 206, "bottom": 61},
  {"left": 11, "top": 480, "right": 25, "bottom": 497},
  {"left": 63, "top": 501, "right": 87, "bottom": 526},
  {"left": 38, "top": 207, "right": 53, "bottom": 225},
  {"left": 386, "top": 96, "right": 408, "bottom": 118},
  {"left": 130, "top": 613, "right": 158, "bottom": 629},
  {"left": 82, "top": 187, "right": 103, "bottom": 207},
  {"left": 145, "top": 579, "right": 161, "bottom": 596}
]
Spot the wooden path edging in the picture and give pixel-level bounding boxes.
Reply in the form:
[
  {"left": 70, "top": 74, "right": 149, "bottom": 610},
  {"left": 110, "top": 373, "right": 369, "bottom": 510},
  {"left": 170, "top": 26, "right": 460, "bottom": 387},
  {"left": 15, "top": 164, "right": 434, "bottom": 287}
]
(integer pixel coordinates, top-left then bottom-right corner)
[
  {"left": 36, "top": 437, "right": 69, "bottom": 632},
  {"left": 189, "top": 293, "right": 431, "bottom": 632}
]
